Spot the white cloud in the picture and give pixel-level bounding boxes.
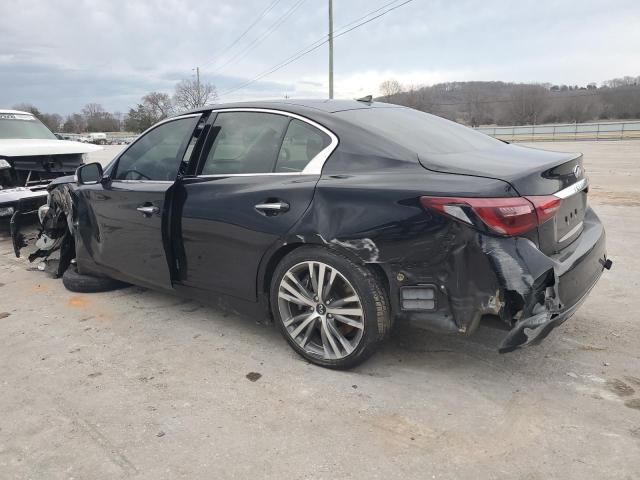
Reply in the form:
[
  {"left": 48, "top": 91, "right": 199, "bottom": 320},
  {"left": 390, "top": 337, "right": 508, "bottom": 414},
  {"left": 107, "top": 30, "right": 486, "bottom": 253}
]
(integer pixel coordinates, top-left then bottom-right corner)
[{"left": 0, "top": 0, "right": 638, "bottom": 113}]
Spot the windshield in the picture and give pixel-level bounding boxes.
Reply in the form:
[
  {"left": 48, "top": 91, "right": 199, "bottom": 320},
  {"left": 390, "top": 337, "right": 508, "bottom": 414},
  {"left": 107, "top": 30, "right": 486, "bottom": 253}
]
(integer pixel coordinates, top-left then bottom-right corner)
[
  {"left": 0, "top": 113, "right": 56, "bottom": 140},
  {"left": 335, "top": 107, "right": 502, "bottom": 155}
]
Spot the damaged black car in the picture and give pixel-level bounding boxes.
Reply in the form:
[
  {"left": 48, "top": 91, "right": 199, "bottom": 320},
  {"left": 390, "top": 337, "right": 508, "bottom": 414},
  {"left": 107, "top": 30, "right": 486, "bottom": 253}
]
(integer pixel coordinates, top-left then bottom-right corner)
[{"left": 14, "top": 100, "right": 611, "bottom": 369}]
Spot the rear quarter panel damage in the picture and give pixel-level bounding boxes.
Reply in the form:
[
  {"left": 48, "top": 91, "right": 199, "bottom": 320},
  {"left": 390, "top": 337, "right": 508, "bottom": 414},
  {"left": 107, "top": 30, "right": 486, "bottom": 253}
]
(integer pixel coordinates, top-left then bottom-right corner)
[
  {"left": 268, "top": 167, "right": 530, "bottom": 335},
  {"left": 271, "top": 164, "right": 603, "bottom": 350}
]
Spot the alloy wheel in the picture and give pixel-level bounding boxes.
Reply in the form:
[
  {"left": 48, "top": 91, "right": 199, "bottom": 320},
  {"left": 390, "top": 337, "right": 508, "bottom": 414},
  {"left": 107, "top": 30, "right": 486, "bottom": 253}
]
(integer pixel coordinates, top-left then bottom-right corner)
[{"left": 277, "top": 261, "right": 365, "bottom": 360}]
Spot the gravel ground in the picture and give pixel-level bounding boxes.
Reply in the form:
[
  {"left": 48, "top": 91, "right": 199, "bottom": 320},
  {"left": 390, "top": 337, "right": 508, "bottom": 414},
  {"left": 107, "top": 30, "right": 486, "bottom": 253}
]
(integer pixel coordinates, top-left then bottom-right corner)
[{"left": 0, "top": 141, "right": 638, "bottom": 479}]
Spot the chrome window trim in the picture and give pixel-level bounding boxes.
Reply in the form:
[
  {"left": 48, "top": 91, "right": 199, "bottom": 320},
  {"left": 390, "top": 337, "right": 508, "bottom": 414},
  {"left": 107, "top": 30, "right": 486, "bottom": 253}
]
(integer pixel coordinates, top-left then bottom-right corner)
[
  {"left": 107, "top": 113, "right": 202, "bottom": 179},
  {"left": 198, "top": 172, "right": 313, "bottom": 178},
  {"left": 111, "top": 179, "right": 175, "bottom": 184},
  {"left": 554, "top": 177, "right": 589, "bottom": 199},
  {"left": 200, "top": 107, "right": 339, "bottom": 176}
]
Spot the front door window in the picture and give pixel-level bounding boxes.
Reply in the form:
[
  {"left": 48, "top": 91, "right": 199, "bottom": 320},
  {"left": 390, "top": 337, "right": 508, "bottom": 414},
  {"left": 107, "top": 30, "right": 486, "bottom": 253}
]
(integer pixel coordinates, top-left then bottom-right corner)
[{"left": 113, "top": 116, "right": 199, "bottom": 181}]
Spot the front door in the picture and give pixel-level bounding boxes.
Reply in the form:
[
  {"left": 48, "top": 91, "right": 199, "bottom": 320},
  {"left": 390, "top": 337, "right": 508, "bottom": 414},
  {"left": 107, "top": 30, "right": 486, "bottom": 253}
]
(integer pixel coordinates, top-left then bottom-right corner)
[
  {"left": 75, "top": 114, "right": 200, "bottom": 289},
  {"left": 177, "top": 110, "right": 334, "bottom": 300}
]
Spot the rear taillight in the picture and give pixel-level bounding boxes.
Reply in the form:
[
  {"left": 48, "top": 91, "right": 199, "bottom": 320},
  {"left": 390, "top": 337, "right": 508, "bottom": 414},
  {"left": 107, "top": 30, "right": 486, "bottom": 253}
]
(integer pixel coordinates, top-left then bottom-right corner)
[{"left": 420, "top": 195, "right": 561, "bottom": 236}]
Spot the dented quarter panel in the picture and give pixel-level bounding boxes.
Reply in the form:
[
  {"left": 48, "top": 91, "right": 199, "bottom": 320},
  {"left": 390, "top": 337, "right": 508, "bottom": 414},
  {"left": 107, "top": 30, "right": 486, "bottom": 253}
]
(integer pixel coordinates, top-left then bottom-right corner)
[{"left": 265, "top": 157, "right": 519, "bottom": 334}]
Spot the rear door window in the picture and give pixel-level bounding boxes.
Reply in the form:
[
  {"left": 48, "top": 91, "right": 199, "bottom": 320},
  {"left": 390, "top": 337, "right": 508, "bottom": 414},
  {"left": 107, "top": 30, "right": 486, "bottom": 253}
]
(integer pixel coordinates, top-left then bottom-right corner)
[
  {"left": 275, "top": 119, "right": 330, "bottom": 173},
  {"left": 201, "top": 112, "right": 289, "bottom": 175}
]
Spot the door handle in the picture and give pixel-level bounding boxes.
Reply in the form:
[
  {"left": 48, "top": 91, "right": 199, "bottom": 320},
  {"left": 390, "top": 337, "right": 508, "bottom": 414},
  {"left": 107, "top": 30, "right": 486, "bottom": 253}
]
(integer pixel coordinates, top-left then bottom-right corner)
[
  {"left": 136, "top": 205, "right": 160, "bottom": 217},
  {"left": 254, "top": 201, "right": 290, "bottom": 214}
]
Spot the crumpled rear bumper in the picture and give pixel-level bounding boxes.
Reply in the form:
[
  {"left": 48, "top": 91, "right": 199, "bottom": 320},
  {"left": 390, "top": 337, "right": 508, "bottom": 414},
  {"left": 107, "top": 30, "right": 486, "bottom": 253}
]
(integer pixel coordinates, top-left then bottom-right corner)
[
  {"left": 394, "top": 206, "right": 610, "bottom": 353},
  {"left": 497, "top": 207, "right": 610, "bottom": 352}
]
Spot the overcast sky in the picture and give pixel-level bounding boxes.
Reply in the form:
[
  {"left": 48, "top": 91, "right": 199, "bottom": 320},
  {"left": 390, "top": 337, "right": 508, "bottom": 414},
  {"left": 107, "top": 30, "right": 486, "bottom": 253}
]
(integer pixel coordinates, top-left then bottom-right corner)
[{"left": 1, "top": 0, "right": 639, "bottom": 115}]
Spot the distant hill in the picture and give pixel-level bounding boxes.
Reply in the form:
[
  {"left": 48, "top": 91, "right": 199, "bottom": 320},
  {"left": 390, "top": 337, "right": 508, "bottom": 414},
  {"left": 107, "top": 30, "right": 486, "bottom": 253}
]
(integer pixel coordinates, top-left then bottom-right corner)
[{"left": 377, "top": 76, "right": 640, "bottom": 126}]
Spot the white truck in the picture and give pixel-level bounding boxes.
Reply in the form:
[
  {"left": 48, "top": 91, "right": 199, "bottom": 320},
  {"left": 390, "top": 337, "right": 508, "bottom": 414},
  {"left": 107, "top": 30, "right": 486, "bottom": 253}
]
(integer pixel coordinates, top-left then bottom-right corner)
[
  {"left": 0, "top": 109, "right": 101, "bottom": 218},
  {"left": 86, "top": 132, "right": 108, "bottom": 145}
]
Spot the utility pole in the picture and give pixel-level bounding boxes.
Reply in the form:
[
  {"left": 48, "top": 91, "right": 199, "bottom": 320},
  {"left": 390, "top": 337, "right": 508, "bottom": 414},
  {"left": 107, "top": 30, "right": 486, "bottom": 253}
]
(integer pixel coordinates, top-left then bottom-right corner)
[
  {"left": 328, "top": 0, "right": 334, "bottom": 99},
  {"left": 193, "top": 66, "right": 201, "bottom": 106}
]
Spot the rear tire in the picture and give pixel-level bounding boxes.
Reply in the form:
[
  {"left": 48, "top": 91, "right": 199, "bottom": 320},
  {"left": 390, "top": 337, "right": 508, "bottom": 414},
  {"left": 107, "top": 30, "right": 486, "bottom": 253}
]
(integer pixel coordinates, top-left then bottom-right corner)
[
  {"left": 62, "top": 265, "right": 129, "bottom": 293},
  {"left": 270, "top": 246, "right": 391, "bottom": 369}
]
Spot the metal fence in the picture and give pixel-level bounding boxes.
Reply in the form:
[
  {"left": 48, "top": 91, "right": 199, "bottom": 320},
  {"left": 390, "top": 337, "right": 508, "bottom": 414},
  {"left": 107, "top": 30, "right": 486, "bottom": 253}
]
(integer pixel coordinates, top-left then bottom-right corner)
[{"left": 475, "top": 120, "right": 640, "bottom": 142}]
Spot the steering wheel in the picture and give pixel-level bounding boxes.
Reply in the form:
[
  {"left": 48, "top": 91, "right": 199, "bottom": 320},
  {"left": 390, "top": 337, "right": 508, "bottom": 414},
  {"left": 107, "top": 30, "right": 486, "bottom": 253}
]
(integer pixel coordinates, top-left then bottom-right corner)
[{"left": 120, "top": 169, "right": 151, "bottom": 180}]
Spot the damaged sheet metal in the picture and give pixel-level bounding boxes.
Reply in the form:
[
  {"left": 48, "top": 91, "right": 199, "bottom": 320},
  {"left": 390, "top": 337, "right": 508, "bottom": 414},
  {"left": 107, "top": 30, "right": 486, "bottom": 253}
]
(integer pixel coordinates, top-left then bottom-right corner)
[
  {"left": 279, "top": 169, "right": 609, "bottom": 353},
  {"left": 11, "top": 182, "right": 76, "bottom": 278}
]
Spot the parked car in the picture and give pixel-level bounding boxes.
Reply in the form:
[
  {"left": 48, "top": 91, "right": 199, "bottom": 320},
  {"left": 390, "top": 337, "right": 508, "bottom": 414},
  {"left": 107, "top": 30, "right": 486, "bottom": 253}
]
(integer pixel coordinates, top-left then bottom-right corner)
[
  {"left": 0, "top": 109, "right": 100, "bottom": 218},
  {"left": 14, "top": 100, "right": 611, "bottom": 369},
  {"left": 86, "top": 132, "right": 108, "bottom": 145}
]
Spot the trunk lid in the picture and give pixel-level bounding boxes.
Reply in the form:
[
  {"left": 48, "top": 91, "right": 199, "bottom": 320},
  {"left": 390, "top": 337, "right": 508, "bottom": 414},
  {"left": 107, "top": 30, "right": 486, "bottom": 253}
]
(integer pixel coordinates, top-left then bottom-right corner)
[
  {"left": 418, "top": 144, "right": 588, "bottom": 254},
  {"left": 417, "top": 143, "right": 582, "bottom": 196}
]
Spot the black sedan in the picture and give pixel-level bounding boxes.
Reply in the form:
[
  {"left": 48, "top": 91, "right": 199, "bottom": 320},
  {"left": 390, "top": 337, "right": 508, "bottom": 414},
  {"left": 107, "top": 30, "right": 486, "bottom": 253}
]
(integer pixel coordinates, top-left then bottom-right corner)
[{"left": 17, "top": 99, "right": 611, "bottom": 369}]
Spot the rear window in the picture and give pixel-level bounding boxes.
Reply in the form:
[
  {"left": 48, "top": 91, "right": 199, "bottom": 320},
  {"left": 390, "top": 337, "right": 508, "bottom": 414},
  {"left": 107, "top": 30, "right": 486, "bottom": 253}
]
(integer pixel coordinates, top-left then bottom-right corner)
[
  {"left": 0, "top": 113, "right": 56, "bottom": 140},
  {"left": 275, "top": 119, "right": 330, "bottom": 173},
  {"left": 335, "top": 107, "right": 501, "bottom": 155}
]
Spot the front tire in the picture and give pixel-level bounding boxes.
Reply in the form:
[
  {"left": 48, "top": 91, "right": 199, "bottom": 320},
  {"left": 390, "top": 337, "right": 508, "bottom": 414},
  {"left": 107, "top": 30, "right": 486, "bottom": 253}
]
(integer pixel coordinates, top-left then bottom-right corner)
[
  {"left": 62, "top": 265, "right": 129, "bottom": 293},
  {"left": 270, "top": 246, "right": 391, "bottom": 369}
]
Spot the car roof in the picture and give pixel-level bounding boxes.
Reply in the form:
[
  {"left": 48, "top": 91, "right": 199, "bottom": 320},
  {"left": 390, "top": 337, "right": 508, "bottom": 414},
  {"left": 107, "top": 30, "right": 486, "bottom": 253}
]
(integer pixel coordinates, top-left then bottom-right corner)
[
  {"left": 0, "top": 109, "right": 33, "bottom": 115},
  {"left": 183, "top": 99, "right": 400, "bottom": 116}
]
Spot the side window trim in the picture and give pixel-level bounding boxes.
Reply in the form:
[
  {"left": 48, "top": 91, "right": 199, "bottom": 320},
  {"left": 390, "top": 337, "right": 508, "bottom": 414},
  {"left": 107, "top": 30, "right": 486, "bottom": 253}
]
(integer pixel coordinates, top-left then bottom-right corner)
[
  {"left": 271, "top": 117, "right": 293, "bottom": 172},
  {"left": 108, "top": 113, "right": 202, "bottom": 181},
  {"left": 188, "top": 112, "right": 218, "bottom": 177},
  {"left": 194, "top": 108, "right": 338, "bottom": 177}
]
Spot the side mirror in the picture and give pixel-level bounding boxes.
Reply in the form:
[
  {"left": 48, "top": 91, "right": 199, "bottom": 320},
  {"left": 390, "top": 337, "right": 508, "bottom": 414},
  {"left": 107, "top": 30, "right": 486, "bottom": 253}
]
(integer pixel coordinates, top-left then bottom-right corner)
[{"left": 76, "top": 162, "right": 103, "bottom": 185}]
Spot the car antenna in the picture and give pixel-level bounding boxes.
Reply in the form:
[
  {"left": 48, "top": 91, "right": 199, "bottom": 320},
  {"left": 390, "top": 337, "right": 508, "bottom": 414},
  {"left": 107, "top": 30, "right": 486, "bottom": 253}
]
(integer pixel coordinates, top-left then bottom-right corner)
[{"left": 355, "top": 95, "right": 373, "bottom": 103}]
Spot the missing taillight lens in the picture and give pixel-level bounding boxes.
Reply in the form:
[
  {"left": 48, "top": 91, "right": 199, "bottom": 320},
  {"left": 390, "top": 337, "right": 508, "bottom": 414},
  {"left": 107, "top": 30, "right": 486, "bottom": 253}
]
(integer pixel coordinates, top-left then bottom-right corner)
[{"left": 420, "top": 195, "right": 561, "bottom": 236}]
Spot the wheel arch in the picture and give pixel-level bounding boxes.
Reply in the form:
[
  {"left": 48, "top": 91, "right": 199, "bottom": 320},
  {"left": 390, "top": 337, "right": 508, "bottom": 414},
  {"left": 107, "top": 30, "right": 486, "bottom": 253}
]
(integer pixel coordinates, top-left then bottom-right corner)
[{"left": 258, "top": 238, "right": 392, "bottom": 302}]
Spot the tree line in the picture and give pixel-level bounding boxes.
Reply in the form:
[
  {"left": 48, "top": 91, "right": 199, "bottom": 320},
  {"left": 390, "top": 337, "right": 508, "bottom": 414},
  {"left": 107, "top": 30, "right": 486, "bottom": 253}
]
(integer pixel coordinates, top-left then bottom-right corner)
[
  {"left": 14, "top": 77, "right": 217, "bottom": 134},
  {"left": 379, "top": 75, "right": 640, "bottom": 126},
  {"left": 15, "top": 74, "right": 640, "bottom": 133}
]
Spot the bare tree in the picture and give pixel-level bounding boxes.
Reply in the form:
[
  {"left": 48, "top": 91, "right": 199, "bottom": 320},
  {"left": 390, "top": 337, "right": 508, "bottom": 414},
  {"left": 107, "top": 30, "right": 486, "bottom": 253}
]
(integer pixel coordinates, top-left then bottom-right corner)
[
  {"left": 82, "top": 103, "right": 105, "bottom": 118},
  {"left": 502, "top": 85, "right": 550, "bottom": 125},
  {"left": 81, "top": 103, "right": 119, "bottom": 132},
  {"left": 142, "top": 92, "right": 174, "bottom": 118},
  {"left": 173, "top": 79, "right": 217, "bottom": 112},
  {"left": 39, "top": 113, "right": 63, "bottom": 132},
  {"left": 379, "top": 79, "right": 403, "bottom": 101},
  {"left": 125, "top": 92, "right": 175, "bottom": 132},
  {"left": 63, "top": 114, "right": 87, "bottom": 133}
]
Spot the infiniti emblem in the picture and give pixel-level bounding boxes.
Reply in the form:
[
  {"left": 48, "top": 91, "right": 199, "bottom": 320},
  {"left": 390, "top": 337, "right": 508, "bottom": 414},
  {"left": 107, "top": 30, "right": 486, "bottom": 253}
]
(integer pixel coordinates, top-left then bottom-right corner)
[{"left": 573, "top": 165, "right": 583, "bottom": 178}]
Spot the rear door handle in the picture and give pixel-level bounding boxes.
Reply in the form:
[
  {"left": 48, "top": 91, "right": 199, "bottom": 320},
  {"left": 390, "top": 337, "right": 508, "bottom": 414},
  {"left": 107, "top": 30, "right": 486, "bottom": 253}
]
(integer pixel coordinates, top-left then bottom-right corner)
[
  {"left": 255, "top": 201, "right": 290, "bottom": 214},
  {"left": 137, "top": 205, "right": 159, "bottom": 217}
]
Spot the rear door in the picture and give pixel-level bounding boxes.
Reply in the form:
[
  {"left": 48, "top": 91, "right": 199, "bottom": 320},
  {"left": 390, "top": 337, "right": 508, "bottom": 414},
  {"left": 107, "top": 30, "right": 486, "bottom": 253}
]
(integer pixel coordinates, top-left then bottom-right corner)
[
  {"left": 177, "top": 109, "right": 336, "bottom": 300},
  {"left": 75, "top": 114, "right": 201, "bottom": 288}
]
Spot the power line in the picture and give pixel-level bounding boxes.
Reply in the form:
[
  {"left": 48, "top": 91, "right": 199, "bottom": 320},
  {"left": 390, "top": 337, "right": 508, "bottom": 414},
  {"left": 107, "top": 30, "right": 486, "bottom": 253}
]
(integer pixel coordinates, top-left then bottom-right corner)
[
  {"left": 207, "top": 0, "right": 307, "bottom": 77},
  {"left": 202, "top": 0, "right": 282, "bottom": 69},
  {"left": 218, "top": 0, "right": 416, "bottom": 98},
  {"left": 335, "top": 0, "right": 409, "bottom": 31},
  {"left": 218, "top": 0, "right": 411, "bottom": 96}
]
